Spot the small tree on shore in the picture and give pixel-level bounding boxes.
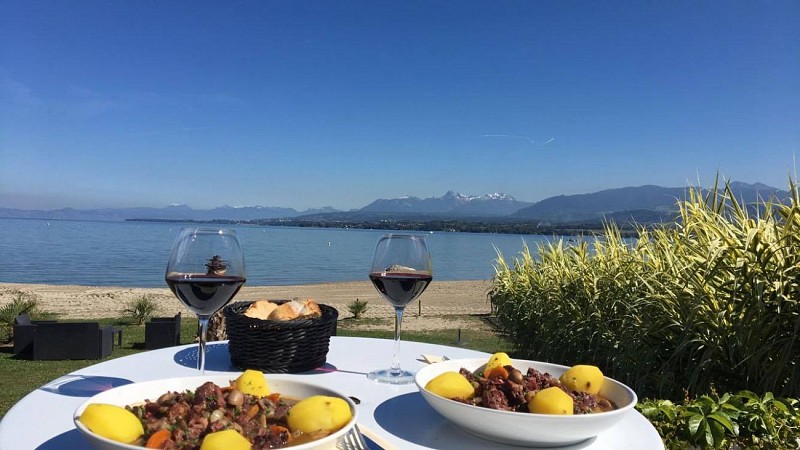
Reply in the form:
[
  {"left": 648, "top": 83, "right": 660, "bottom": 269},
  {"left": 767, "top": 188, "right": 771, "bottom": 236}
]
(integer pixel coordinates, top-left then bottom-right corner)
[
  {"left": 0, "top": 290, "right": 53, "bottom": 343},
  {"left": 124, "top": 295, "right": 159, "bottom": 326},
  {"left": 347, "top": 298, "right": 369, "bottom": 319}
]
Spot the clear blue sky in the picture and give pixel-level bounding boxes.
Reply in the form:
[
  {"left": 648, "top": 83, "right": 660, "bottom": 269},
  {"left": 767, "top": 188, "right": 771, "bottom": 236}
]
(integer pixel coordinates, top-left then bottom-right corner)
[{"left": 1, "top": 1, "right": 799, "bottom": 211}]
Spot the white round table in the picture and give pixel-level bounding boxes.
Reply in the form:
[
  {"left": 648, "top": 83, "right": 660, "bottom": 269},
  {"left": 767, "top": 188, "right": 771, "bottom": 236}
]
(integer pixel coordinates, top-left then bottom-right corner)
[{"left": 0, "top": 336, "right": 663, "bottom": 449}]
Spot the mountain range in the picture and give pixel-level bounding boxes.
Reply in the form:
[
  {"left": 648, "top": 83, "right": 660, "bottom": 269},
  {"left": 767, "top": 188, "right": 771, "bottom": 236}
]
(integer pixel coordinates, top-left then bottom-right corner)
[
  {"left": 512, "top": 182, "right": 790, "bottom": 222},
  {"left": 0, "top": 204, "right": 337, "bottom": 222},
  {"left": 0, "top": 182, "right": 790, "bottom": 224},
  {"left": 360, "top": 191, "right": 532, "bottom": 216}
]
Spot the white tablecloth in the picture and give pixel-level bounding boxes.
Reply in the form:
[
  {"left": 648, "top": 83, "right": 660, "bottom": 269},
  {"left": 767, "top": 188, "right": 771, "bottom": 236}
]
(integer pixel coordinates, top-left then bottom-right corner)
[{"left": 0, "top": 336, "right": 663, "bottom": 449}]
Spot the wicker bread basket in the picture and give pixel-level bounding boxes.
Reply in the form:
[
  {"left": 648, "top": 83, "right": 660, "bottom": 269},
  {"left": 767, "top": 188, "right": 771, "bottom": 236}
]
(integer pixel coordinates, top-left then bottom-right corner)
[{"left": 224, "top": 300, "right": 338, "bottom": 373}]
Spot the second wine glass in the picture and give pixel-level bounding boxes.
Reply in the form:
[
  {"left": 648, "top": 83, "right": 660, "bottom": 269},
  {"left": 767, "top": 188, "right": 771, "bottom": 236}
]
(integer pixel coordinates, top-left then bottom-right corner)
[
  {"left": 165, "top": 227, "right": 246, "bottom": 374},
  {"left": 367, "top": 234, "right": 432, "bottom": 384}
]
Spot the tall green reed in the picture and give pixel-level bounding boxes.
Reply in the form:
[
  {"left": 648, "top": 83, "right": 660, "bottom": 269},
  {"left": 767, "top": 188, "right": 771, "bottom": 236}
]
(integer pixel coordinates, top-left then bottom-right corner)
[{"left": 490, "top": 179, "right": 800, "bottom": 400}]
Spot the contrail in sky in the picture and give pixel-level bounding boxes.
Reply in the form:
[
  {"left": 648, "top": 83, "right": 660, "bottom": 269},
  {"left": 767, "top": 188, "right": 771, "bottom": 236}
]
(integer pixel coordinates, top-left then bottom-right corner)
[{"left": 481, "top": 134, "right": 555, "bottom": 146}]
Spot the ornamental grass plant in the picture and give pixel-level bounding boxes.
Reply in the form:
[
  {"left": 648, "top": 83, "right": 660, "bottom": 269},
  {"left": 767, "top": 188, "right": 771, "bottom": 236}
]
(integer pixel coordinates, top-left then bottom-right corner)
[
  {"left": 0, "top": 290, "right": 56, "bottom": 343},
  {"left": 123, "top": 295, "right": 160, "bottom": 326},
  {"left": 490, "top": 179, "right": 800, "bottom": 401}
]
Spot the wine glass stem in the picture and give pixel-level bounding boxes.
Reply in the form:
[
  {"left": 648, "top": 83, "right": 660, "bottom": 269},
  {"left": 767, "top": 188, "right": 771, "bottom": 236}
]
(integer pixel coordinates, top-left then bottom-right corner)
[
  {"left": 197, "top": 316, "right": 210, "bottom": 374},
  {"left": 390, "top": 307, "right": 405, "bottom": 375}
]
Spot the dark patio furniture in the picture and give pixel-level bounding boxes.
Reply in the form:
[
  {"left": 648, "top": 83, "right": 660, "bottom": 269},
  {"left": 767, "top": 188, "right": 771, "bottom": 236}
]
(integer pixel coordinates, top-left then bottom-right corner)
[
  {"left": 12, "top": 314, "right": 37, "bottom": 356},
  {"left": 110, "top": 326, "right": 123, "bottom": 348},
  {"left": 145, "top": 313, "right": 181, "bottom": 350},
  {"left": 13, "top": 314, "right": 114, "bottom": 360}
]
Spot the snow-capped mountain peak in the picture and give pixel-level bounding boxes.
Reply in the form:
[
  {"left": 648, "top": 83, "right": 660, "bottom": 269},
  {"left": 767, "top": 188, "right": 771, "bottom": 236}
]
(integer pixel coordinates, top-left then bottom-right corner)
[{"left": 361, "top": 191, "right": 532, "bottom": 216}]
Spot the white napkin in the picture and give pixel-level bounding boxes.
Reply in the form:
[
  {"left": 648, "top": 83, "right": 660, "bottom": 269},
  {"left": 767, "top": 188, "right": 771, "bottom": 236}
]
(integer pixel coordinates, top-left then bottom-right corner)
[{"left": 420, "top": 354, "right": 447, "bottom": 364}]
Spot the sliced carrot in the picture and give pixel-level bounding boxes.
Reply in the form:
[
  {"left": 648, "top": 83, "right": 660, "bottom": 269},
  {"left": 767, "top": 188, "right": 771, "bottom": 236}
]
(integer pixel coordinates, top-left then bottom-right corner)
[
  {"left": 270, "top": 425, "right": 292, "bottom": 443},
  {"left": 245, "top": 403, "right": 260, "bottom": 420},
  {"left": 486, "top": 365, "right": 509, "bottom": 380},
  {"left": 145, "top": 429, "right": 171, "bottom": 448},
  {"left": 266, "top": 393, "right": 281, "bottom": 403}
]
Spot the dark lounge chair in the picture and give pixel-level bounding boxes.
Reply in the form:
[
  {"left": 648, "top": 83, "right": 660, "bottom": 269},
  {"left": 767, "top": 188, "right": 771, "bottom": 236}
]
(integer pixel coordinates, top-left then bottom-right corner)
[
  {"left": 145, "top": 313, "right": 181, "bottom": 350},
  {"left": 13, "top": 314, "right": 114, "bottom": 360}
]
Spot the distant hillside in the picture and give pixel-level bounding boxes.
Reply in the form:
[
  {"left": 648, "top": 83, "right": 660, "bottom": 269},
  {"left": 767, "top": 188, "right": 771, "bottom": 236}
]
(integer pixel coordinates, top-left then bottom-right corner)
[
  {"left": 361, "top": 191, "right": 533, "bottom": 216},
  {"left": 0, "top": 204, "right": 328, "bottom": 221},
  {"left": 513, "top": 182, "right": 790, "bottom": 222}
]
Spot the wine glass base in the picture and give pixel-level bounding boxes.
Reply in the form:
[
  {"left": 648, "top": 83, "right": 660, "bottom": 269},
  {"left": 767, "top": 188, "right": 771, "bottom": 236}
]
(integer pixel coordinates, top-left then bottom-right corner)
[{"left": 367, "top": 368, "right": 415, "bottom": 385}]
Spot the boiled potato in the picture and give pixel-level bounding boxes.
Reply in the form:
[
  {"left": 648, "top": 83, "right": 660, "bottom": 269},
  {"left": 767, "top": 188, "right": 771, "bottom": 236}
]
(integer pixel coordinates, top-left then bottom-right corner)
[
  {"left": 559, "top": 365, "right": 604, "bottom": 395},
  {"left": 287, "top": 395, "right": 352, "bottom": 434},
  {"left": 200, "top": 429, "right": 251, "bottom": 450},
  {"left": 235, "top": 369, "right": 270, "bottom": 397},
  {"left": 485, "top": 352, "right": 512, "bottom": 373},
  {"left": 79, "top": 403, "right": 144, "bottom": 444},
  {"left": 424, "top": 372, "right": 475, "bottom": 399},
  {"left": 528, "top": 387, "right": 574, "bottom": 415}
]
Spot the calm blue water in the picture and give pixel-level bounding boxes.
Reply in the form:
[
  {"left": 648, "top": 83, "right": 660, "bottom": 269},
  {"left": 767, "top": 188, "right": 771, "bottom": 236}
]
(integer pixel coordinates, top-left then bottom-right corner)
[{"left": 0, "top": 218, "right": 556, "bottom": 287}]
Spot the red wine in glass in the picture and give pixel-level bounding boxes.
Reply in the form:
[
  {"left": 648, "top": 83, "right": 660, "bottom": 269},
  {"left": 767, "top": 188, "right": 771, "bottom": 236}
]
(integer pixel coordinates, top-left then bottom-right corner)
[
  {"left": 166, "top": 274, "right": 245, "bottom": 316},
  {"left": 368, "top": 272, "right": 432, "bottom": 308},
  {"left": 165, "top": 228, "right": 245, "bottom": 374},
  {"left": 367, "top": 234, "right": 432, "bottom": 384}
]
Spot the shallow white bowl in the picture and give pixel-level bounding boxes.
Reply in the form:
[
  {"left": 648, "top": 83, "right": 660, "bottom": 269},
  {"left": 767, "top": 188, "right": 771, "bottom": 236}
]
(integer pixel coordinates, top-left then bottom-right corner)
[
  {"left": 415, "top": 358, "right": 637, "bottom": 447},
  {"left": 74, "top": 374, "right": 358, "bottom": 450}
]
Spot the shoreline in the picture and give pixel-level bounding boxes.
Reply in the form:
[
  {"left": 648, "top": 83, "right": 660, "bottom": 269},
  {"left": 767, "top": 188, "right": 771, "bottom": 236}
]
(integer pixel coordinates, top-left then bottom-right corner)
[{"left": 0, "top": 280, "right": 495, "bottom": 331}]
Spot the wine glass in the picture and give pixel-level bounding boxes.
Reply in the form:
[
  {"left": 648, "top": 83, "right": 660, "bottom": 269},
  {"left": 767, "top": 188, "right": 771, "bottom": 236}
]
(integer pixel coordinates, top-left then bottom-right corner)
[
  {"left": 367, "top": 234, "right": 432, "bottom": 384},
  {"left": 165, "top": 227, "right": 246, "bottom": 374}
]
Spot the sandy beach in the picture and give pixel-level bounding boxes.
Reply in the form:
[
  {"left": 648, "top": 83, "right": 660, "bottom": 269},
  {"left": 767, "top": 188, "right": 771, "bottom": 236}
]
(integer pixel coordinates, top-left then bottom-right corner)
[{"left": 0, "top": 280, "right": 495, "bottom": 331}]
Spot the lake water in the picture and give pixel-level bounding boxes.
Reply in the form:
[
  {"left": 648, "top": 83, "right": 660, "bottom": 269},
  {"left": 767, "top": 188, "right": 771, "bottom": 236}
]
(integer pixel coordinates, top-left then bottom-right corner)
[{"left": 0, "top": 218, "right": 559, "bottom": 287}]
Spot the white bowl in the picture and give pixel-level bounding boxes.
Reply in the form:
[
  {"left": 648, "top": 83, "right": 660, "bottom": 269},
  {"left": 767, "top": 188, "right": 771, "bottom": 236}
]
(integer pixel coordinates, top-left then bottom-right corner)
[
  {"left": 415, "top": 358, "right": 637, "bottom": 447},
  {"left": 74, "top": 374, "right": 358, "bottom": 450}
]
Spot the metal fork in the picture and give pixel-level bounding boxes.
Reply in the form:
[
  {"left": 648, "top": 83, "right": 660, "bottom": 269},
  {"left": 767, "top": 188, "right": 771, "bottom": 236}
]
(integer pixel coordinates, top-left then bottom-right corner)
[{"left": 340, "top": 424, "right": 370, "bottom": 450}]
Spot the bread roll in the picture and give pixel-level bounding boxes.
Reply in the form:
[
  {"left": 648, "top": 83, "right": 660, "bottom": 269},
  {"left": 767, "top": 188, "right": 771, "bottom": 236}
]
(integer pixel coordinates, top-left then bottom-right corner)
[
  {"left": 244, "top": 298, "right": 323, "bottom": 321},
  {"left": 299, "top": 298, "right": 322, "bottom": 318},
  {"left": 265, "top": 298, "right": 323, "bottom": 321},
  {"left": 268, "top": 300, "right": 303, "bottom": 321},
  {"left": 244, "top": 300, "right": 278, "bottom": 320}
]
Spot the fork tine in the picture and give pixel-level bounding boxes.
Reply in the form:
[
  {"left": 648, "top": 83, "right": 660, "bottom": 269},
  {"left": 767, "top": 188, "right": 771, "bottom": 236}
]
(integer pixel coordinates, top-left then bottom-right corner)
[
  {"left": 339, "top": 426, "right": 368, "bottom": 450},
  {"left": 338, "top": 429, "right": 351, "bottom": 450},
  {"left": 353, "top": 425, "right": 369, "bottom": 449}
]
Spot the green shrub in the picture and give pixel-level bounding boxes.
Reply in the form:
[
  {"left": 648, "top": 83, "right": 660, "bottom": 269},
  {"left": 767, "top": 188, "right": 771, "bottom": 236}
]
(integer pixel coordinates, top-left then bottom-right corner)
[
  {"left": 638, "top": 390, "right": 800, "bottom": 449},
  {"left": 490, "top": 178, "right": 800, "bottom": 400},
  {"left": 0, "top": 291, "right": 54, "bottom": 343},
  {"left": 347, "top": 298, "right": 369, "bottom": 319},
  {"left": 124, "top": 295, "right": 160, "bottom": 325}
]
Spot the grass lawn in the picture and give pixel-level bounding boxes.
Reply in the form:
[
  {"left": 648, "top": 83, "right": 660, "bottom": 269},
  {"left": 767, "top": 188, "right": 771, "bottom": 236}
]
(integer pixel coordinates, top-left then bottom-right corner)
[{"left": 0, "top": 316, "right": 512, "bottom": 420}]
